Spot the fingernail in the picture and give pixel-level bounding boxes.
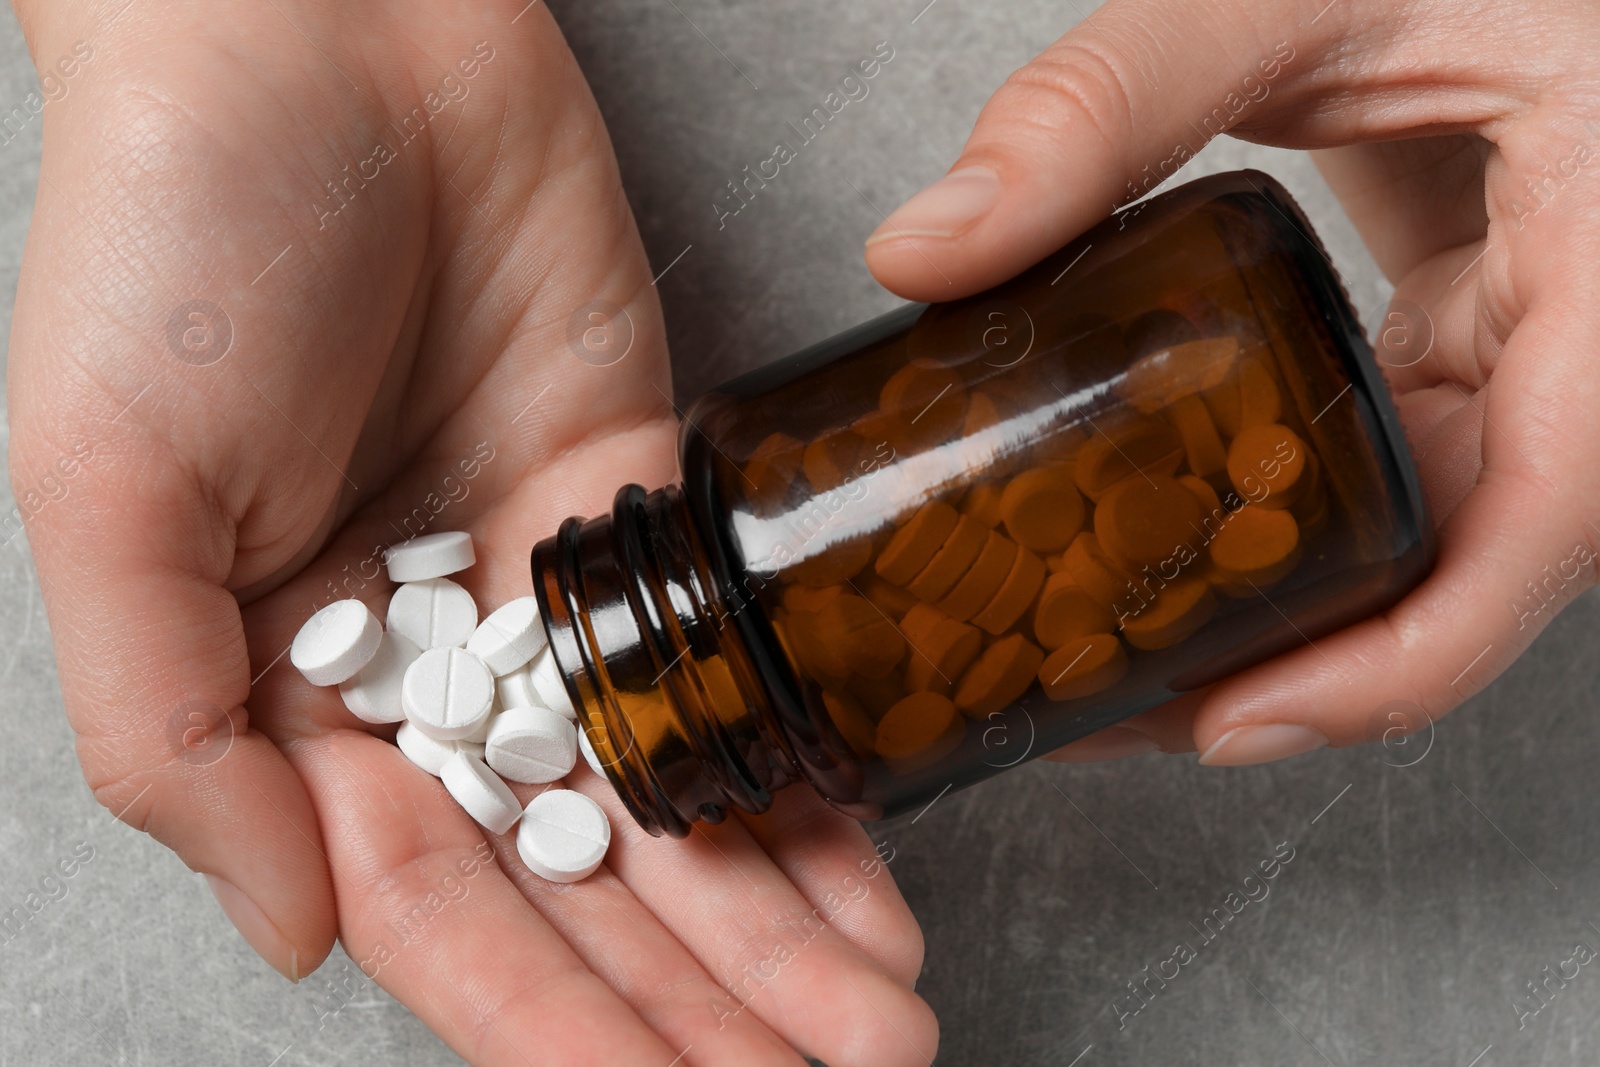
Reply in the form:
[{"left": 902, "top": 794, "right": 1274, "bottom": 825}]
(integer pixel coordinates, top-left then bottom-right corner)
[
  {"left": 204, "top": 874, "right": 300, "bottom": 982},
  {"left": 866, "top": 166, "right": 1001, "bottom": 246},
  {"left": 1199, "top": 724, "right": 1327, "bottom": 767},
  {"left": 1048, "top": 726, "right": 1160, "bottom": 763}
]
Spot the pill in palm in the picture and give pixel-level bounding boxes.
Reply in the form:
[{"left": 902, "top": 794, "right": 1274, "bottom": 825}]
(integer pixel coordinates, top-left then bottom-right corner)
[
  {"left": 516, "top": 789, "right": 611, "bottom": 883},
  {"left": 337, "top": 631, "right": 422, "bottom": 724},
  {"left": 440, "top": 751, "right": 523, "bottom": 834},
  {"left": 462, "top": 704, "right": 497, "bottom": 744},
  {"left": 384, "top": 531, "right": 476, "bottom": 583},
  {"left": 495, "top": 660, "right": 540, "bottom": 710},
  {"left": 397, "top": 721, "right": 482, "bottom": 776},
  {"left": 466, "top": 596, "right": 547, "bottom": 676},
  {"left": 486, "top": 707, "right": 578, "bottom": 784},
  {"left": 387, "top": 577, "right": 478, "bottom": 650},
  {"left": 291, "top": 599, "right": 383, "bottom": 687},
  {"left": 401, "top": 646, "right": 495, "bottom": 741},
  {"left": 528, "top": 648, "right": 577, "bottom": 721},
  {"left": 578, "top": 729, "right": 605, "bottom": 777}
]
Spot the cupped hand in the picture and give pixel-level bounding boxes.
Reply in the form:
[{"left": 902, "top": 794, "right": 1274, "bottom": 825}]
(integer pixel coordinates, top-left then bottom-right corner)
[
  {"left": 863, "top": 0, "right": 1600, "bottom": 767},
  {"left": 6, "top": 2, "right": 934, "bottom": 1063}
]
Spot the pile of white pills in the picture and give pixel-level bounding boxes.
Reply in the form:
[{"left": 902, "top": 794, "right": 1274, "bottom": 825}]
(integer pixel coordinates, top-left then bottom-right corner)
[{"left": 288, "top": 530, "right": 611, "bottom": 883}]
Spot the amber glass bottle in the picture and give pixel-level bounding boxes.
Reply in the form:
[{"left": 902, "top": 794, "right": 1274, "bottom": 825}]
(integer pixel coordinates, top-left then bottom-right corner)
[{"left": 531, "top": 170, "right": 1433, "bottom": 837}]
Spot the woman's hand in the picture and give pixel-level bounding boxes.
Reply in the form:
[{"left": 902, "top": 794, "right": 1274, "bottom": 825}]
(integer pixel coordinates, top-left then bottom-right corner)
[
  {"left": 864, "top": 0, "right": 1600, "bottom": 766},
  {"left": 7, "top": 2, "right": 934, "bottom": 1063}
]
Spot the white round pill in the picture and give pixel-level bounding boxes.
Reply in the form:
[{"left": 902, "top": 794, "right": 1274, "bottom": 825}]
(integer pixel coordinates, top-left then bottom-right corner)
[
  {"left": 401, "top": 647, "right": 495, "bottom": 741},
  {"left": 528, "top": 648, "right": 577, "bottom": 721},
  {"left": 397, "top": 721, "right": 449, "bottom": 774},
  {"left": 462, "top": 706, "right": 497, "bottom": 744},
  {"left": 440, "top": 751, "right": 523, "bottom": 834},
  {"left": 496, "top": 661, "right": 539, "bottom": 710},
  {"left": 291, "top": 599, "right": 382, "bottom": 687},
  {"left": 387, "top": 577, "right": 478, "bottom": 650},
  {"left": 338, "top": 631, "right": 422, "bottom": 724},
  {"left": 396, "top": 722, "right": 480, "bottom": 776},
  {"left": 466, "top": 597, "right": 548, "bottom": 676},
  {"left": 578, "top": 729, "right": 606, "bottom": 778},
  {"left": 384, "top": 531, "right": 476, "bottom": 583},
  {"left": 486, "top": 707, "right": 578, "bottom": 784},
  {"left": 516, "top": 789, "right": 611, "bottom": 883}
]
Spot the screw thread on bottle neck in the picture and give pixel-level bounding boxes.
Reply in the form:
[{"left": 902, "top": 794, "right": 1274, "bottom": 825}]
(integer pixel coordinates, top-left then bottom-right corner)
[{"left": 532, "top": 483, "right": 797, "bottom": 837}]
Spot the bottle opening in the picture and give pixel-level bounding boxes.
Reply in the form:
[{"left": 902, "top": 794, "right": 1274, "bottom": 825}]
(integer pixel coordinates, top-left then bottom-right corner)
[{"left": 532, "top": 484, "right": 798, "bottom": 837}]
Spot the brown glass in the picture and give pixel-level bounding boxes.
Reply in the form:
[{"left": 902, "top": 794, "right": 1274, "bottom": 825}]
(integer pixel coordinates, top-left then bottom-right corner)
[{"left": 531, "top": 170, "right": 1433, "bottom": 837}]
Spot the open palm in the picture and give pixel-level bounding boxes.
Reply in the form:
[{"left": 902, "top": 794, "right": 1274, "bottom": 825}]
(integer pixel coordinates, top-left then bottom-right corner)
[{"left": 7, "top": 2, "right": 933, "bottom": 1063}]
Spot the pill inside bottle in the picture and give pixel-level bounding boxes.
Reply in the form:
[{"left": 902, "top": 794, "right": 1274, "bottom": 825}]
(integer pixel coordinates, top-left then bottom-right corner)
[{"left": 530, "top": 170, "right": 1433, "bottom": 837}]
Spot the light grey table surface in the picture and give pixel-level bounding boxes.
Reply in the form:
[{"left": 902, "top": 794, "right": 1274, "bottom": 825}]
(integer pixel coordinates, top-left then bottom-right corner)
[{"left": 2, "top": 2, "right": 1596, "bottom": 1066}]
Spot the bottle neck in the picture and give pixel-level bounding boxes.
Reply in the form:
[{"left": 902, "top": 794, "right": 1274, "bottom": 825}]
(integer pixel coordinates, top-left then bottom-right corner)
[{"left": 531, "top": 483, "right": 798, "bottom": 837}]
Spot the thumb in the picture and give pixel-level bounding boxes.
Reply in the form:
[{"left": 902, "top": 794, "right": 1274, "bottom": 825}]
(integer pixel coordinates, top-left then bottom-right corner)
[
  {"left": 863, "top": 0, "right": 1345, "bottom": 300},
  {"left": 14, "top": 438, "right": 338, "bottom": 983}
]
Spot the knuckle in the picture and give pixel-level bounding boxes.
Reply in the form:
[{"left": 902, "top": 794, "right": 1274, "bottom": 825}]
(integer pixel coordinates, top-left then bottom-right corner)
[
  {"left": 996, "top": 39, "right": 1138, "bottom": 156},
  {"left": 85, "top": 761, "right": 163, "bottom": 835},
  {"left": 834, "top": 980, "right": 940, "bottom": 1067},
  {"left": 647, "top": 968, "right": 713, "bottom": 1005},
  {"left": 353, "top": 840, "right": 494, "bottom": 936},
  {"left": 756, "top": 789, "right": 853, "bottom": 844},
  {"left": 460, "top": 963, "right": 601, "bottom": 1062},
  {"left": 719, "top": 918, "right": 793, "bottom": 982},
  {"left": 79, "top": 701, "right": 241, "bottom": 839},
  {"left": 884, "top": 910, "right": 926, "bottom": 988}
]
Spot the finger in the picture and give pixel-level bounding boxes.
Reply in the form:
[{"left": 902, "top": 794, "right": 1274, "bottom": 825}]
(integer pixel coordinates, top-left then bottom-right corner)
[
  {"left": 1041, "top": 725, "right": 1164, "bottom": 762},
  {"left": 1397, "top": 382, "right": 1487, "bottom": 526},
  {"left": 861, "top": 0, "right": 1349, "bottom": 299},
  {"left": 1372, "top": 241, "right": 1498, "bottom": 397},
  {"left": 574, "top": 777, "right": 940, "bottom": 1067},
  {"left": 1189, "top": 292, "right": 1600, "bottom": 763},
  {"left": 736, "top": 788, "right": 924, "bottom": 988},
  {"left": 1357, "top": 237, "right": 1499, "bottom": 525},
  {"left": 486, "top": 794, "right": 806, "bottom": 1067},
  {"left": 860, "top": 0, "right": 1528, "bottom": 301},
  {"left": 290, "top": 731, "right": 679, "bottom": 1067},
  {"left": 1041, "top": 688, "right": 1209, "bottom": 762},
  {"left": 1334, "top": 236, "right": 1496, "bottom": 524},
  {"left": 12, "top": 455, "right": 336, "bottom": 982}
]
